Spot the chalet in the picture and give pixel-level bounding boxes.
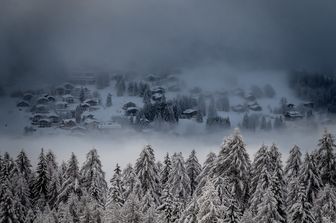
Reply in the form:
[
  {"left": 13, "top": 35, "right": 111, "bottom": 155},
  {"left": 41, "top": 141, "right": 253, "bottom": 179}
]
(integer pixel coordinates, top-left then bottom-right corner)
[
  {"left": 62, "top": 119, "right": 77, "bottom": 128},
  {"left": 17, "top": 101, "right": 30, "bottom": 107},
  {"left": 63, "top": 94, "right": 75, "bottom": 104},
  {"left": 245, "top": 93, "right": 256, "bottom": 101},
  {"left": 36, "top": 97, "right": 49, "bottom": 104},
  {"left": 22, "top": 93, "right": 33, "bottom": 101},
  {"left": 38, "top": 119, "right": 51, "bottom": 128},
  {"left": 55, "top": 102, "right": 68, "bottom": 110},
  {"left": 63, "top": 82, "right": 74, "bottom": 92},
  {"left": 84, "top": 119, "right": 100, "bottom": 129},
  {"left": 125, "top": 107, "right": 139, "bottom": 116},
  {"left": 151, "top": 86, "right": 165, "bottom": 94},
  {"left": 287, "top": 103, "right": 295, "bottom": 109},
  {"left": 31, "top": 114, "right": 44, "bottom": 124},
  {"left": 231, "top": 104, "right": 246, "bottom": 112},
  {"left": 48, "top": 113, "right": 60, "bottom": 123},
  {"left": 182, "top": 109, "right": 198, "bottom": 119},
  {"left": 35, "top": 104, "right": 49, "bottom": 113},
  {"left": 248, "top": 101, "right": 262, "bottom": 111},
  {"left": 82, "top": 111, "right": 95, "bottom": 120},
  {"left": 84, "top": 99, "right": 98, "bottom": 106},
  {"left": 285, "top": 111, "right": 304, "bottom": 120},
  {"left": 80, "top": 103, "right": 90, "bottom": 110},
  {"left": 47, "top": 96, "right": 56, "bottom": 102},
  {"left": 152, "top": 93, "right": 163, "bottom": 102},
  {"left": 123, "top": 102, "right": 137, "bottom": 110}
]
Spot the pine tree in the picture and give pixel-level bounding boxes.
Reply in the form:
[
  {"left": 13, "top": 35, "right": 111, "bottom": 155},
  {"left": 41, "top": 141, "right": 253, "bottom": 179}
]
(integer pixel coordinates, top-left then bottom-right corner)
[
  {"left": 122, "top": 164, "right": 137, "bottom": 200},
  {"left": 46, "top": 151, "right": 59, "bottom": 209},
  {"left": 197, "top": 180, "right": 222, "bottom": 223},
  {"left": 316, "top": 129, "right": 336, "bottom": 186},
  {"left": 178, "top": 198, "right": 198, "bottom": 223},
  {"left": 313, "top": 184, "right": 336, "bottom": 222},
  {"left": 107, "top": 164, "right": 125, "bottom": 207},
  {"left": 58, "top": 153, "right": 81, "bottom": 204},
  {"left": 120, "top": 192, "right": 143, "bottom": 223},
  {"left": 80, "top": 149, "right": 108, "bottom": 206},
  {"left": 254, "top": 187, "right": 284, "bottom": 223},
  {"left": 161, "top": 153, "right": 172, "bottom": 187},
  {"left": 250, "top": 144, "right": 269, "bottom": 195},
  {"left": 289, "top": 182, "right": 316, "bottom": 223},
  {"left": 0, "top": 176, "right": 18, "bottom": 222},
  {"left": 15, "top": 150, "right": 33, "bottom": 183},
  {"left": 215, "top": 128, "right": 251, "bottom": 208},
  {"left": 33, "top": 148, "right": 50, "bottom": 209},
  {"left": 157, "top": 187, "right": 182, "bottom": 223},
  {"left": 186, "top": 150, "right": 202, "bottom": 196},
  {"left": 195, "top": 152, "right": 216, "bottom": 196},
  {"left": 299, "top": 153, "right": 322, "bottom": 204},
  {"left": 284, "top": 145, "right": 302, "bottom": 181},
  {"left": 135, "top": 145, "right": 161, "bottom": 204},
  {"left": 240, "top": 210, "right": 254, "bottom": 223},
  {"left": 168, "top": 152, "right": 191, "bottom": 203}
]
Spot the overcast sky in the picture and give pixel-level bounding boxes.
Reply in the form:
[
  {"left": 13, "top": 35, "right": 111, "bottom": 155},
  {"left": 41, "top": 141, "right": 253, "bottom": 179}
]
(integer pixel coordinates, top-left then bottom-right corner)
[{"left": 1, "top": 0, "right": 336, "bottom": 84}]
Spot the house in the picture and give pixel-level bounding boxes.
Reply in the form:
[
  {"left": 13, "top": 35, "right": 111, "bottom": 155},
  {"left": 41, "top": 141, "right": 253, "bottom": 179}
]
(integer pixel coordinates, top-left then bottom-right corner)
[
  {"left": 123, "top": 102, "right": 137, "bottom": 110},
  {"left": 125, "top": 107, "right": 139, "bottom": 116},
  {"left": 62, "top": 119, "right": 77, "bottom": 128},
  {"left": 231, "top": 104, "right": 246, "bottom": 112},
  {"left": 17, "top": 101, "right": 30, "bottom": 107},
  {"left": 37, "top": 97, "right": 49, "bottom": 104},
  {"left": 47, "top": 96, "right": 56, "bottom": 102},
  {"left": 84, "top": 99, "right": 98, "bottom": 106},
  {"left": 151, "top": 86, "right": 165, "bottom": 95},
  {"left": 182, "top": 109, "right": 198, "bottom": 119},
  {"left": 245, "top": 93, "right": 256, "bottom": 101},
  {"left": 84, "top": 119, "right": 100, "bottom": 129},
  {"left": 285, "top": 111, "right": 304, "bottom": 120},
  {"left": 31, "top": 113, "right": 45, "bottom": 125},
  {"left": 48, "top": 113, "right": 60, "bottom": 123},
  {"left": 63, "top": 94, "right": 75, "bottom": 104},
  {"left": 80, "top": 103, "right": 90, "bottom": 110},
  {"left": 22, "top": 93, "right": 33, "bottom": 101},
  {"left": 55, "top": 102, "right": 68, "bottom": 110},
  {"left": 38, "top": 119, "right": 51, "bottom": 128},
  {"left": 248, "top": 101, "right": 262, "bottom": 111},
  {"left": 35, "top": 104, "right": 49, "bottom": 113},
  {"left": 152, "top": 93, "right": 164, "bottom": 102},
  {"left": 82, "top": 111, "right": 95, "bottom": 120}
]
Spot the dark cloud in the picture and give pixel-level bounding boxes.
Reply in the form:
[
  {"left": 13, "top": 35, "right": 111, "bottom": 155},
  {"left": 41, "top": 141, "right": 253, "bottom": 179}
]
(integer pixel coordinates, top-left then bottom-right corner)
[{"left": 1, "top": 0, "right": 336, "bottom": 84}]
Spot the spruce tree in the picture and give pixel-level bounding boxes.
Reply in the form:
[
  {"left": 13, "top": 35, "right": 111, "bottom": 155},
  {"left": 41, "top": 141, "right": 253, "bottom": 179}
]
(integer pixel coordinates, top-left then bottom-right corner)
[
  {"left": 196, "top": 180, "right": 222, "bottom": 223},
  {"left": 168, "top": 152, "right": 191, "bottom": 203},
  {"left": 195, "top": 152, "right": 216, "bottom": 196},
  {"left": 289, "top": 182, "right": 316, "bottom": 223},
  {"left": 299, "top": 153, "right": 322, "bottom": 204},
  {"left": 161, "top": 153, "right": 172, "bottom": 187},
  {"left": 186, "top": 150, "right": 202, "bottom": 196},
  {"left": 80, "top": 149, "right": 108, "bottom": 206},
  {"left": 316, "top": 129, "right": 336, "bottom": 186},
  {"left": 215, "top": 128, "right": 251, "bottom": 208},
  {"left": 107, "top": 164, "right": 125, "bottom": 207},
  {"left": 58, "top": 153, "right": 81, "bottom": 204},
  {"left": 250, "top": 144, "right": 269, "bottom": 195},
  {"left": 313, "top": 184, "right": 336, "bottom": 222},
  {"left": 284, "top": 145, "right": 302, "bottom": 181},
  {"left": 135, "top": 145, "right": 161, "bottom": 204},
  {"left": 33, "top": 148, "right": 50, "bottom": 209}
]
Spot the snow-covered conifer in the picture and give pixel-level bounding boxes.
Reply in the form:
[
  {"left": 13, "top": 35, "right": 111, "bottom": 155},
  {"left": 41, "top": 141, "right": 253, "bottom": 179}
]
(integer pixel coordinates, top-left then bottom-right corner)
[{"left": 186, "top": 150, "right": 202, "bottom": 196}]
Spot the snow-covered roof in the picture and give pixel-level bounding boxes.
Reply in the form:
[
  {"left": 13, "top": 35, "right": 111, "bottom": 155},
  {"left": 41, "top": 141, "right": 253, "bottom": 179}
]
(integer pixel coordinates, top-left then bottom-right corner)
[
  {"left": 183, "top": 109, "right": 198, "bottom": 114},
  {"left": 98, "top": 122, "right": 122, "bottom": 129},
  {"left": 62, "top": 94, "right": 74, "bottom": 98}
]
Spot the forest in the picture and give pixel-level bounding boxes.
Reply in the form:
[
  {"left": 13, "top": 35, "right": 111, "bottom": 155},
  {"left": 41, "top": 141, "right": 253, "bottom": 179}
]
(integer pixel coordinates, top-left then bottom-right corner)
[{"left": 1, "top": 128, "right": 336, "bottom": 223}]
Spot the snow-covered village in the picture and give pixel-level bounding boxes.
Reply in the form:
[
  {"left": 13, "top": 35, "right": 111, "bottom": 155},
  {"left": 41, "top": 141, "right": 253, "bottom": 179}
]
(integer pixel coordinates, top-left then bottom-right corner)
[{"left": 2, "top": 0, "right": 336, "bottom": 222}]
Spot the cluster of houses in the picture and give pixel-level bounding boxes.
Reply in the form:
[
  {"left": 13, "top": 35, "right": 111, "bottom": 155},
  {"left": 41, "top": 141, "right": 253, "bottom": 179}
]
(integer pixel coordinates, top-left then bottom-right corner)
[{"left": 16, "top": 82, "right": 121, "bottom": 133}]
